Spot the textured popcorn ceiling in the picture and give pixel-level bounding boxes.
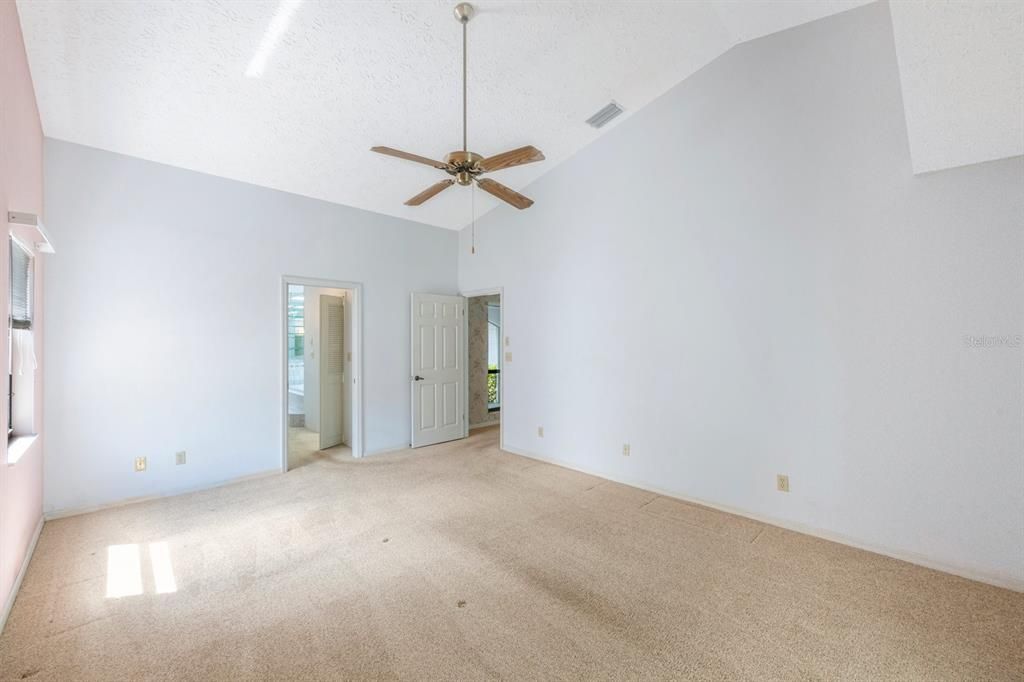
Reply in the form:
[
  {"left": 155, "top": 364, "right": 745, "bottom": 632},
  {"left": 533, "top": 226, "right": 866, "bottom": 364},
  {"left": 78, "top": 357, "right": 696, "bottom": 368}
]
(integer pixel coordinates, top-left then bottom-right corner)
[
  {"left": 13, "top": 0, "right": 906, "bottom": 229},
  {"left": 889, "top": 1, "right": 1024, "bottom": 174}
]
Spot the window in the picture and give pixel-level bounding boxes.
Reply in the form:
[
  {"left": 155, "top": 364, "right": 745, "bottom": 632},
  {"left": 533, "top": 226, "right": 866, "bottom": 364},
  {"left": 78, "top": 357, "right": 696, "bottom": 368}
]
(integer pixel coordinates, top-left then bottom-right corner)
[
  {"left": 286, "top": 285, "right": 305, "bottom": 395},
  {"left": 9, "top": 237, "right": 36, "bottom": 443},
  {"left": 10, "top": 239, "right": 32, "bottom": 331}
]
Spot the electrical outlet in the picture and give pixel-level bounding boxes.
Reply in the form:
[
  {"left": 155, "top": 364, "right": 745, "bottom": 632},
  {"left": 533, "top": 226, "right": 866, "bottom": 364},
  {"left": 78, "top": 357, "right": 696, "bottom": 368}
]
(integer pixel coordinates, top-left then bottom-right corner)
[
  {"left": 537, "top": 426, "right": 544, "bottom": 438},
  {"left": 175, "top": 451, "right": 187, "bottom": 465},
  {"left": 777, "top": 474, "right": 790, "bottom": 492},
  {"left": 134, "top": 457, "right": 147, "bottom": 472},
  {"left": 622, "top": 443, "right": 630, "bottom": 457}
]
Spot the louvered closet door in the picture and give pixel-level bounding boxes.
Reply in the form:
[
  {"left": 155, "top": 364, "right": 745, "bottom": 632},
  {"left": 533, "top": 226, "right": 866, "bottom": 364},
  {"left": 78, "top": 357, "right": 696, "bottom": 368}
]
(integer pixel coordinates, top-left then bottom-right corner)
[{"left": 319, "top": 295, "right": 345, "bottom": 450}]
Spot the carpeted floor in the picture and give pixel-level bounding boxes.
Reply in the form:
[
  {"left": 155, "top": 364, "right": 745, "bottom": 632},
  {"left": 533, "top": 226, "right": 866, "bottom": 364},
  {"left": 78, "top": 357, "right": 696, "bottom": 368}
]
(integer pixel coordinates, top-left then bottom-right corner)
[
  {"left": 1, "top": 426, "right": 1021, "bottom": 680},
  {"left": 288, "top": 426, "right": 352, "bottom": 471}
]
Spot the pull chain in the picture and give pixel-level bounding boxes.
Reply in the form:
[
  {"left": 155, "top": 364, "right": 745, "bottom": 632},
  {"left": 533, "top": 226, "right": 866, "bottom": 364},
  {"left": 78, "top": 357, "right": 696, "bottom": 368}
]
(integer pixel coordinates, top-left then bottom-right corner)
[{"left": 471, "top": 180, "right": 476, "bottom": 254}]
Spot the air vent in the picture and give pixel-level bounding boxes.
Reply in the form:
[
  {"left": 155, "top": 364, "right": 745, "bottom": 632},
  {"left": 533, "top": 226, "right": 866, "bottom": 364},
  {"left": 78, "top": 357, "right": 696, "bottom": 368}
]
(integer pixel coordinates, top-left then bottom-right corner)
[{"left": 585, "top": 101, "right": 625, "bottom": 129}]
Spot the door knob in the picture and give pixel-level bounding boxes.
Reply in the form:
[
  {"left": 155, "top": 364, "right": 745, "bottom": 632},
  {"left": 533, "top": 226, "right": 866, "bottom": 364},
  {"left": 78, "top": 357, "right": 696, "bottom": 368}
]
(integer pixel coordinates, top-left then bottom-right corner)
[{"left": 413, "top": 375, "right": 425, "bottom": 381}]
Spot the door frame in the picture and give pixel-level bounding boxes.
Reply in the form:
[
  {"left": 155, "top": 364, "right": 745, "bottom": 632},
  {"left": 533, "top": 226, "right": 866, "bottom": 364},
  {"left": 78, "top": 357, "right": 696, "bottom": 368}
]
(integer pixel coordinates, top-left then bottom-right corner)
[
  {"left": 461, "top": 286, "right": 504, "bottom": 452},
  {"left": 281, "top": 275, "right": 364, "bottom": 471}
]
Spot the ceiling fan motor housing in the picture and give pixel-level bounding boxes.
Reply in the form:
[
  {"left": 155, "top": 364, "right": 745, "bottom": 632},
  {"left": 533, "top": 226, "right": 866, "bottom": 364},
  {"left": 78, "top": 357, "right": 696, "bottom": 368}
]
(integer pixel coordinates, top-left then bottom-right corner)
[{"left": 445, "top": 150, "right": 483, "bottom": 185}]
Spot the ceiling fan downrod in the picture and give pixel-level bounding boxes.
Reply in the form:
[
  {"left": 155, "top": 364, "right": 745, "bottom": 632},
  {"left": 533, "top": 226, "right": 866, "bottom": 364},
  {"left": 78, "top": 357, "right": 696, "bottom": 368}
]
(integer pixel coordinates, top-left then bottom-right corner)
[{"left": 454, "top": 3, "right": 473, "bottom": 154}]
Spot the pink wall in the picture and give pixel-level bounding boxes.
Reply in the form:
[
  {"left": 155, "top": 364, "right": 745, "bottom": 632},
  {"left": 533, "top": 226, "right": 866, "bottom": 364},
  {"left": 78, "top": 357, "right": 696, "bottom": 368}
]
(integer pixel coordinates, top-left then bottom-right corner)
[{"left": 0, "top": 0, "right": 45, "bottom": 619}]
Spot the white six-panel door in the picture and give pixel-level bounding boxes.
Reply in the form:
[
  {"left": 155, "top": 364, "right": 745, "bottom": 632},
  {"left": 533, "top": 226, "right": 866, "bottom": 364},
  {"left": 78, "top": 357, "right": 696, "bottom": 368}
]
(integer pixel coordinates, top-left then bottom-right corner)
[
  {"left": 411, "top": 293, "right": 467, "bottom": 448},
  {"left": 319, "top": 294, "right": 345, "bottom": 450}
]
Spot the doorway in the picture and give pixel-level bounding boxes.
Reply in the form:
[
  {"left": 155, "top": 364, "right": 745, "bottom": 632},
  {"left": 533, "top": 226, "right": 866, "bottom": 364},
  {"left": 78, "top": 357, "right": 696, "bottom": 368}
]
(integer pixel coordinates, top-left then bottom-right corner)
[
  {"left": 467, "top": 293, "right": 501, "bottom": 430},
  {"left": 282, "top": 277, "right": 363, "bottom": 470},
  {"left": 409, "top": 288, "right": 504, "bottom": 451}
]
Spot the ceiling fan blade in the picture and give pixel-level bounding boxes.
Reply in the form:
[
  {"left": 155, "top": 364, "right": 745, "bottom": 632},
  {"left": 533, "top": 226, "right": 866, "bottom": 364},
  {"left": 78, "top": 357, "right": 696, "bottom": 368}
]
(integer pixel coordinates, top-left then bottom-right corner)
[
  {"left": 476, "top": 178, "right": 534, "bottom": 210},
  {"left": 477, "top": 145, "right": 545, "bottom": 173},
  {"left": 404, "top": 179, "right": 455, "bottom": 206},
  {"left": 371, "top": 146, "right": 450, "bottom": 170}
]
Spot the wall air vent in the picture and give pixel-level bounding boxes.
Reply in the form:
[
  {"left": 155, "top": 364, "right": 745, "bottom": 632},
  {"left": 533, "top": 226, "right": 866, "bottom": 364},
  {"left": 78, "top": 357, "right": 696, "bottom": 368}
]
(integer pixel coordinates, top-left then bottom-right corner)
[{"left": 585, "top": 101, "right": 625, "bottom": 129}]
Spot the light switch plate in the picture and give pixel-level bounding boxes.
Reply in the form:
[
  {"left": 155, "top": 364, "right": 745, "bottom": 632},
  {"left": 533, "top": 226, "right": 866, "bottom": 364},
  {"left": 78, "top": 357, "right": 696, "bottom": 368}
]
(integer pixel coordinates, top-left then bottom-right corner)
[
  {"left": 134, "top": 457, "right": 147, "bottom": 472},
  {"left": 176, "top": 451, "right": 187, "bottom": 465},
  {"left": 505, "top": 351, "right": 512, "bottom": 362}
]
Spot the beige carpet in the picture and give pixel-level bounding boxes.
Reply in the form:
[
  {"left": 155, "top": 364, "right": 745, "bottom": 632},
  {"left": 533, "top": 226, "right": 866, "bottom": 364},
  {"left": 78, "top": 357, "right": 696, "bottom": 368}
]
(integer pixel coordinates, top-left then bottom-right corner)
[
  {"left": 1, "top": 426, "right": 1021, "bottom": 680},
  {"left": 287, "top": 426, "right": 352, "bottom": 471}
]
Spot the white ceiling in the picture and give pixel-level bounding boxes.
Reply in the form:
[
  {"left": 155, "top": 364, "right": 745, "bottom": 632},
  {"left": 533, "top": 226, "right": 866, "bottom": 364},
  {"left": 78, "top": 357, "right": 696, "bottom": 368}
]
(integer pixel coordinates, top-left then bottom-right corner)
[
  {"left": 15, "top": 0, "right": 877, "bottom": 230},
  {"left": 889, "top": 1, "right": 1023, "bottom": 174},
  {"left": 17, "top": 1, "right": 1019, "bottom": 230},
  {"left": 712, "top": 0, "right": 872, "bottom": 42}
]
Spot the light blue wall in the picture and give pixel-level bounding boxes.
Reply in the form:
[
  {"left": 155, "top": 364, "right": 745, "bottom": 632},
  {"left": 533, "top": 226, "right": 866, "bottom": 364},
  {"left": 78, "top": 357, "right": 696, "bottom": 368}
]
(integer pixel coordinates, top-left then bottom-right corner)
[
  {"left": 43, "top": 140, "right": 458, "bottom": 513},
  {"left": 459, "top": 2, "right": 1024, "bottom": 587}
]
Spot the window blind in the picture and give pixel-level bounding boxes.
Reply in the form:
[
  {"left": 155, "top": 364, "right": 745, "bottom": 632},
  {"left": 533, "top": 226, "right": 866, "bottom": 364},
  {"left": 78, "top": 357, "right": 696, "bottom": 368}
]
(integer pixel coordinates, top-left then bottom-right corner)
[{"left": 10, "top": 239, "right": 33, "bottom": 330}]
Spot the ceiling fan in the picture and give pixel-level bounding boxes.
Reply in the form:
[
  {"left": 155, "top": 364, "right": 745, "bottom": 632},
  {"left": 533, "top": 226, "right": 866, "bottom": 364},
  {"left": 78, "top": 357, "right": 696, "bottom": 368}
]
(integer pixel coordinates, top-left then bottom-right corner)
[{"left": 371, "top": 2, "right": 544, "bottom": 210}]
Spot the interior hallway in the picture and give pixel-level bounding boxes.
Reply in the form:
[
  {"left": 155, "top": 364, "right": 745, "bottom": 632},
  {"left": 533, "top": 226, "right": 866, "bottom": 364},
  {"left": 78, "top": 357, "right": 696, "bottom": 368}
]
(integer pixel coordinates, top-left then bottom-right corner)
[{"left": 1, "top": 426, "right": 1021, "bottom": 680}]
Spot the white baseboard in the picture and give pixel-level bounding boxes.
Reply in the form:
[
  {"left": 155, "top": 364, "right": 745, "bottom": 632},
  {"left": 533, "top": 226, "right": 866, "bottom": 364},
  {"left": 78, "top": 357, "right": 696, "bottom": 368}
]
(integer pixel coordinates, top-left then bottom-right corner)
[
  {"left": 44, "top": 469, "right": 281, "bottom": 521},
  {"left": 363, "top": 444, "right": 410, "bottom": 457},
  {"left": 501, "top": 444, "right": 1024, "bottom": 593},
  {"left": 1, "top": 515, "right": 44, "bottom": 634}
]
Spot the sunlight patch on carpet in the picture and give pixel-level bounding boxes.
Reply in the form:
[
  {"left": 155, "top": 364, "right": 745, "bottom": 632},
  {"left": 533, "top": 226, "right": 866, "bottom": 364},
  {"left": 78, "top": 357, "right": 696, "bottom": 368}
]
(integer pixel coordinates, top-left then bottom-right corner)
[{"left": 105, "top": 542, "right": 178, "bottom": 598}]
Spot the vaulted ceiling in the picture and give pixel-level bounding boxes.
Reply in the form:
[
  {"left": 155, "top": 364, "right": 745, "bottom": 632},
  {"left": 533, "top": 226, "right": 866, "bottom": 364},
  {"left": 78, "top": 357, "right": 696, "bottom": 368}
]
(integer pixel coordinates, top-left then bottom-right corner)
[
  {"left": 889, "top": 1, "right": 1023, "bottom": 174},
  {"left": 15, "top": 1, "right": 1022, "bottom": 229}
]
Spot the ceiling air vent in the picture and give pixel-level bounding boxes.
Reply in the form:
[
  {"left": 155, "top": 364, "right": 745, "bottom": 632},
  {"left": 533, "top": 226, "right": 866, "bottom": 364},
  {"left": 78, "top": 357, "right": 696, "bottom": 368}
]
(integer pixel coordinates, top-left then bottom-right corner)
[{"left": 585, "top": 101, "right": 625, "bottom": 129}]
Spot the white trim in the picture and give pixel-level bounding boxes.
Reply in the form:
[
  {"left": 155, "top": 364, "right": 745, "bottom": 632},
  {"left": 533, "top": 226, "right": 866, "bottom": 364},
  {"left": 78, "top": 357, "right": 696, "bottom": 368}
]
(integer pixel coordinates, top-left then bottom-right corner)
[
  {"left": 281, "top": 276, "right": 365, "bottom": 471},
  {"left": 7, "top": 211, "right": 55, "bottom": 254},
  {"left": 364, "top": 444, "right": 410, "bottom": 457},
  {"left": 461, "top": 286, "right": 504, "bottom": 452},
  {"left": 9, "top": 233, "right": 35, "bottom": 259},
  {"left": 0, "top": 515, "right": 44, "bottom": 634},
  {"left": 44, "top": 469, "right": 281, "bottom": 521},
  {"left": 501, "top": 444, "right": 1024, "bottom": 594},
  {"left": 6, "top": 434, "right": 38, "bottom": 466}
]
